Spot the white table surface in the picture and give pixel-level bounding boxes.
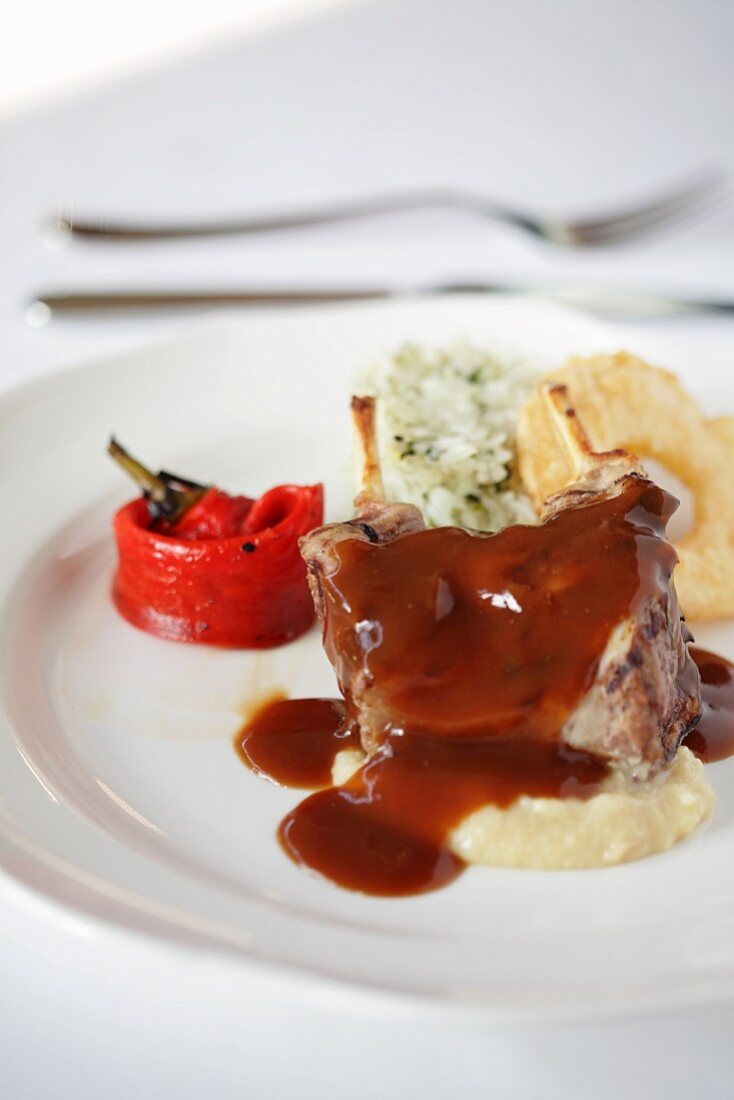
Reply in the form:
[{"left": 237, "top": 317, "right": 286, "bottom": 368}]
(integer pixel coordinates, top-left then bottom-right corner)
[
  {"left": 2, "top": 1, "right": 734, "bottom": 1096},
  {"left": 0, "top": 0, "right": 342, "bottom": 116}
]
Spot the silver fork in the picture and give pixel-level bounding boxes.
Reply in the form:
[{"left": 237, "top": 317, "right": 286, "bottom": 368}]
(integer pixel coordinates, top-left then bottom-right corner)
[{"left": 53, "top": 171, "right": 725, "bottom": 247}]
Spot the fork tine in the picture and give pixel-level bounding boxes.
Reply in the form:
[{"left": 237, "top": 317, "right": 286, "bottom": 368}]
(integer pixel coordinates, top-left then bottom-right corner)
[{"left": 559, "top": 170, "right": 726, "bottom": 246}]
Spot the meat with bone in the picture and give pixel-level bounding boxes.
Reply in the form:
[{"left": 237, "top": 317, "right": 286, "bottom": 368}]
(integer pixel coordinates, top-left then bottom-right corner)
[
  {"left": 299, "top": 389, "right": 701, "bottom": 779},
  {"left": 301, "top": 396, "right": 424, "bottom": 623}
]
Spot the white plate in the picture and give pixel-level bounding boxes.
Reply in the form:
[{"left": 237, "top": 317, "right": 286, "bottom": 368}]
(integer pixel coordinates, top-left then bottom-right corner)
[{"left": 1, "top": 295, "right": 733, "bottom": 1020}]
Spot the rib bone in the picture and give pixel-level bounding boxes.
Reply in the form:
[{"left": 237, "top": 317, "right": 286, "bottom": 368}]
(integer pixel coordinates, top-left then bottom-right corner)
[
  {"left": 351, "top": 395, "right": 385, "bottom": 506},
  {"left": 540, "top": 384, "right": 646, "bottom": 522}
]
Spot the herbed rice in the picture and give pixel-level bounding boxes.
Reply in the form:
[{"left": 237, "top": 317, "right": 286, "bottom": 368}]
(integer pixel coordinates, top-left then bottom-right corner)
[{"left": 362, "top": 341, "right": 541, "bottom": 531}]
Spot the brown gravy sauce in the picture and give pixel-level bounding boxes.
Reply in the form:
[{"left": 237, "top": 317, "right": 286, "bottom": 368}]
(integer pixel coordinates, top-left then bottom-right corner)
[
  {"left": 236, "top": 697, "right": 357, "bottom": 788},
  {"left": 685, "top": 648, "right": 734, "bottom": 763},
  {"left": 235, "top": 479, "right": 734, "bottom": 896}
]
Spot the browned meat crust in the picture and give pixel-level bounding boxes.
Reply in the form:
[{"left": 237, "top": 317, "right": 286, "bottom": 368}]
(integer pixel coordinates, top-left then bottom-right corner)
[{"left": 300, "top": 499, "right": 424, "bottom": 623}]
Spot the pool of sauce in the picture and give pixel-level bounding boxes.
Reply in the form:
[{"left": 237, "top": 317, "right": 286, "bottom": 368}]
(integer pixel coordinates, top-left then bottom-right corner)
[
  {"left": 685, "top": 648, "right": 734, "bottom": 763},
  {"left": 236, "top": 697, "right": 358, "bottom": 788},
  {"left": 235, "top": 477, "right": 732, "bottom": 896}
]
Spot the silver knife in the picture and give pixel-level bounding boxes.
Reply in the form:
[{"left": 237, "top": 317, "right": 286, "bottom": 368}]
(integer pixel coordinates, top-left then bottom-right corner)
[{"left": 27, "top": 284, "right": 734, "bottom": 323}]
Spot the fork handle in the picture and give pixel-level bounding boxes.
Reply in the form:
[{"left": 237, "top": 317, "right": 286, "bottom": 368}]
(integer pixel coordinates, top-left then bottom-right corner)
[{"left": 54, "top": 190, "right": 530, "bottom": 241}]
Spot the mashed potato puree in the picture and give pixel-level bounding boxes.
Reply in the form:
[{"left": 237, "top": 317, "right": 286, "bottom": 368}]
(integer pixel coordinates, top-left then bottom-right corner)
[{"left": 332, "top": 746, "right": 713, "bottom": 870}]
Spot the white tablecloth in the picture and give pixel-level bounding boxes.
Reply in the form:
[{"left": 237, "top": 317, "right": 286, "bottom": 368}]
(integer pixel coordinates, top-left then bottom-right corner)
[{"left": 1, "top": 1, "right": 733, "bottom": 1096}]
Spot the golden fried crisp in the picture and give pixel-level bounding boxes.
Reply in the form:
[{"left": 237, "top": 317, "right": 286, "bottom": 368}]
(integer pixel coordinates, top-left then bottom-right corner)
[{"left": 517, "top": 352, "right": 734, "bottom": 621}]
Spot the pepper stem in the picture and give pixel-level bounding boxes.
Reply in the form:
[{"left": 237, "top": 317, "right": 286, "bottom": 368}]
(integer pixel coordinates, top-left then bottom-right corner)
[{"left": 108, "top": 437, "right": 208, "bottom": 525}]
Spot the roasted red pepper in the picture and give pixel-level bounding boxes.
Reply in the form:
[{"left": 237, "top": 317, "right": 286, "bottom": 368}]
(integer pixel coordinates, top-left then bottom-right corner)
[{"left": 109, "top": 440, "right": 323, "bottom": 648}]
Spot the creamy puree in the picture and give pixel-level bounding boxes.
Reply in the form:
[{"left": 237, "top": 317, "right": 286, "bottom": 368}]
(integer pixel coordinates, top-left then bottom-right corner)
[{"left": 332, "top": 744, "right": 713, "bottom": 870}]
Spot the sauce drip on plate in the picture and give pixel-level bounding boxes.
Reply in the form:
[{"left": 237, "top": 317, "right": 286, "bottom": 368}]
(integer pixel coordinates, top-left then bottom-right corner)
[
  {"left": 236, "top": 479, "right": 733, "bottom": 896},
  {"left": 685, "top": 648, "right": 734, "bottom": 763},
  {"left": 236, "top": 697, "right": 357, "bottom": 788}
]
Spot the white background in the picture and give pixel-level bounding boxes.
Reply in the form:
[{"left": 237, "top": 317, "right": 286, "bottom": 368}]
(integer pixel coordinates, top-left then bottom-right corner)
[
  {"left": 2, "top": 2, "right": 734, "bottom": 1097},
  {"left": 0, "top": 0, "right": 343, "bottom": 116}
]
